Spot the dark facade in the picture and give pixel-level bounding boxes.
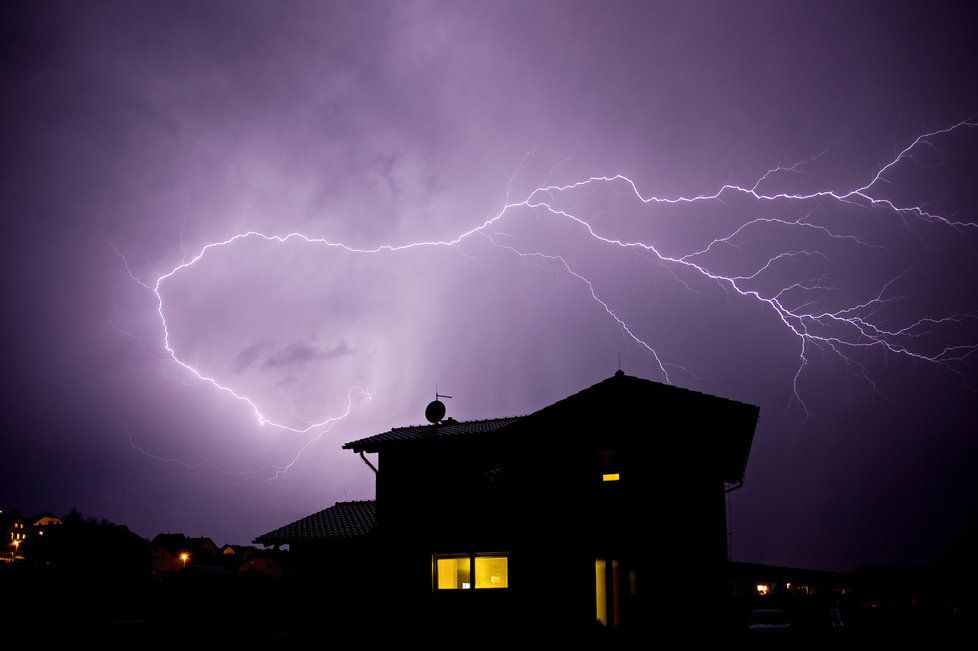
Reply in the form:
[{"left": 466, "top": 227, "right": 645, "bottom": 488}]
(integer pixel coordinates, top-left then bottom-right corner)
[{"left": 256, "top": 372, "right": 759, "bottom": 638}]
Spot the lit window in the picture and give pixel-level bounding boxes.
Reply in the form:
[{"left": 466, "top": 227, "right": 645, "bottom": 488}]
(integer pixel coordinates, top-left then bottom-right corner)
[
  {"left": 474, "top": 556, "right": 508, "bottom": 588},
  {"left": 595, "top": 559, "right": 607, "bottom": 625},
  {"left": 756, "top": 584, "right": 770, "bottom": 596},
  {"left": 602, "top": 473, "right": 620, "bottom": 482},
  {"left": 595, "top": 558, "right": 624, "bottom": 626},
  {"left": 433, "top": 554, "right": 508, "bottom": 590},
  {"left": 436, "top": 557, "right": 471, "bottom": 590}
]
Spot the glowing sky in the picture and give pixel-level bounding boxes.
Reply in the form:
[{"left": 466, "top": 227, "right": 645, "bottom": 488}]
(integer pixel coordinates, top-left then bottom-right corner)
[{"left": 2, "top": 1, "right": 977, "bottom": 570}]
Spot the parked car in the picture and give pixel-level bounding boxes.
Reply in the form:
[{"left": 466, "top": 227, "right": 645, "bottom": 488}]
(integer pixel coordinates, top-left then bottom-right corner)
[{"left": 748, "top": 608, "right": 792, "bottom": 632}]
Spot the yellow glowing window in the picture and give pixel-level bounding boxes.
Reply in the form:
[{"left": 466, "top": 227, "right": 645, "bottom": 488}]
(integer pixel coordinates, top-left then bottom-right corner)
[
  {"left": 602, "top": 473, "right": 620, "bottom": 482},
  {"left": 436, "top": 557, "right": 471, "bottom": 590},
  {"left": 595, "top": 559, "right": 608, "bottom": 625},
  {"left": 474, "top": 556, "right": 508, "bottom": 589},
  {"left": 434, "top": 554, "right": 508, "bottom": 590},
  {"left": 595, "top": 558, "right": 625, "bottom": 626}
]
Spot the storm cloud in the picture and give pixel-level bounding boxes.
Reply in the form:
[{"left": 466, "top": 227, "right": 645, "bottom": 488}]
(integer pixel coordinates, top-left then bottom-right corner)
[{"left": 2, "top": 1, "right": 977, "bottom": 572}]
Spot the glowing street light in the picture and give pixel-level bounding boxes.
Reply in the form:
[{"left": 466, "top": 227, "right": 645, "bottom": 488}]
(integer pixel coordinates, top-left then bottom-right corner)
[{"left": 179, "top": 552, "right": 190, "bottom": 568}]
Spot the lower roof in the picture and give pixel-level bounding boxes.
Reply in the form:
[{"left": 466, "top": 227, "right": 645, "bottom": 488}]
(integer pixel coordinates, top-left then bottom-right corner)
[{"left": 253, "top": 500, "right": 376, "bottom": 546}]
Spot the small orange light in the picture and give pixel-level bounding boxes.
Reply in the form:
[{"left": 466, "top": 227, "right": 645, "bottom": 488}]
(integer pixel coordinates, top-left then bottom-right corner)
[
  {"left": 602, "top": 473, "right": 620, "bottom": 482},
  {"left": 756, "top": 584, "right": 769, "bottom": 596}
]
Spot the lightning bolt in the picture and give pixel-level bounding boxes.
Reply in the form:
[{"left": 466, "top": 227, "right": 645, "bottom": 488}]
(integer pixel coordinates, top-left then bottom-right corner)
[{"left": 113, "top": 116, "right": 978, "bottom": 462}]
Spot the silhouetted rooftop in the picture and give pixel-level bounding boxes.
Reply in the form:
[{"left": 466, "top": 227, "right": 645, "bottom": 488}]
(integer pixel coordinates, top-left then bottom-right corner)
[
  {"left": 151, "top": 532, "right": 190, "bottom": 554},
  {"left": 342, "top": 374, "right": 759, "bottom": 484},
  {"left": 254, "top": 500, "right": 376, "bottom": 546}
]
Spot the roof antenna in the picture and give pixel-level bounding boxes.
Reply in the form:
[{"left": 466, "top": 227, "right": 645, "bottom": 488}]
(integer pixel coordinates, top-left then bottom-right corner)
[
  {"left": 616, "top": 352, "right": 624, "bottom": 378},
  {"left": 426, "top": 386, "right": 453, "bottom": 424}
]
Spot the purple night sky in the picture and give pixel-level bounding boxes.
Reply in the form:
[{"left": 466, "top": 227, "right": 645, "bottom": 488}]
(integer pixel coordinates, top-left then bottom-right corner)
[{"left": 2, "top": 1, "right": 977, "bottom": 571}]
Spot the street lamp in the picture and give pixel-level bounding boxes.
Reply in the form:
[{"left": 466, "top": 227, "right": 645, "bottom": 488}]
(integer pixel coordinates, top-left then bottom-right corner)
[{"left": 179, "top": 552, "right": 189, "bottom": 568}]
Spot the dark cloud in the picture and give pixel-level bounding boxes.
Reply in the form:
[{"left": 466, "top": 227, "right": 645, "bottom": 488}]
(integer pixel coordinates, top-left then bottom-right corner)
[
  {"left": 234, "top": 340, "right": 270, "bottom": 374},
  {"left": 261, "top": 341, "right": 353, "bottom": 371},
  {"left": 1, "top": 1, "right": 976, "bottom": 571},
  {"left": 235, "top": 339, "right": 354, "bottom": 374}
]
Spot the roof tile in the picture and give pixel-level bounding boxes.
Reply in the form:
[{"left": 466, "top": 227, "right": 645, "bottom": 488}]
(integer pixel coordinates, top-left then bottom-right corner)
[{"left": 253, "top": 500, "right": 376, "bottom": 546}]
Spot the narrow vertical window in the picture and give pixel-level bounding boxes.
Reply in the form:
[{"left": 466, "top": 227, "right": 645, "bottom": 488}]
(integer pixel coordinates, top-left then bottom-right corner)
[{"left": 595, "top": 559, "right": 608, "bottom": 626}]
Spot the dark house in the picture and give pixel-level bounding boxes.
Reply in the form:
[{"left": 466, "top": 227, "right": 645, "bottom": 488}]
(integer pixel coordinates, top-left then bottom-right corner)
[{"left": 256, "top": 372, "right": 759, "bottom": 637}]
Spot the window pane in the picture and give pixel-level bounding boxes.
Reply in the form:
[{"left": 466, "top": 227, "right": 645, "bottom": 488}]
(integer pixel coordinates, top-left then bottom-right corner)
[
  {"left": 474, "top": 556, "right": 508, "bottom": 589},
  {"left": 595, "top": 559, "right": 607, "bottom": 626},
  {"left": 436, "top": 557, "right": 471, "bottom": 590}
]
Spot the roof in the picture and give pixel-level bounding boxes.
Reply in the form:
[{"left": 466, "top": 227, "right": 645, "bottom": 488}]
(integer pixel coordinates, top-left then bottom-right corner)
[
  {"left": 31, "top": 512, "right": 61, "bottom": 522},
  {"left": 528, "top": 372, "right": 759, "bottom": 483},
  {"left": 253, "top": 500, "right": 377, "bottom": 546},
  {"left": 151, "top": 533, "right": 190, "bottom": 553},
  {"left": 342, "top": 416, "right": 524, "bottom": 453},
  {"left": 341, "top": 372, "right": 759, "bottom": 483}
]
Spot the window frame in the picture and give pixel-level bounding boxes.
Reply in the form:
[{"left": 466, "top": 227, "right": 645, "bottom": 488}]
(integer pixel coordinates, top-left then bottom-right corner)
[{"left": 432, "top": 552, "right": 510, "bottom": 592}]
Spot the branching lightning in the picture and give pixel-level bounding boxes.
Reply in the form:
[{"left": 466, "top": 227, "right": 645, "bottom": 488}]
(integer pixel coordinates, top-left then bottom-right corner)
[{"left": 112, "top": 118, "right": 978, "bottom": 479}]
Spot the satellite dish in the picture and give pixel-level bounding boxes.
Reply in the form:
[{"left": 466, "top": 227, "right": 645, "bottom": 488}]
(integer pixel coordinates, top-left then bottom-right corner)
[{"left": 425, "top": 400, "right": 446, "bottom": 424}]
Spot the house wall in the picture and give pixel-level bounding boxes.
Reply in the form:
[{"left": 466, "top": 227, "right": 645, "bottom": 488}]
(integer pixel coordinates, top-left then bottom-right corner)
[{"left": 372, "top": 391, "right": 737, "bottom": 636}]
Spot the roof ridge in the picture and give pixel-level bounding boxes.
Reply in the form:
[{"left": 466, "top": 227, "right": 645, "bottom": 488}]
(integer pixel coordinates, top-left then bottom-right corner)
[{"left": 390, "top": 415, "right": 524, "bottom": 431}]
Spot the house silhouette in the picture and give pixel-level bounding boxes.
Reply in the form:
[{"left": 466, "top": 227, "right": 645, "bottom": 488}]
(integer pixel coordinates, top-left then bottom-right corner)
[{"left": 255, "top": 371, "right": 759, "bottom": 639}]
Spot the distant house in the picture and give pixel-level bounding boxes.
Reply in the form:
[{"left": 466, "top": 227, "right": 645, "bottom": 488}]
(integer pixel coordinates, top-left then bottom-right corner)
[
  {"left": 29, "top": 512, "right": 63, "bottom": 540},
  {"left": 189, "top": 536, "right": 219, "bottom": 557},
  {"left": 238, "top": 553, "right": 286, "bottom": 579},
  {"left": 218, "top": 544, "right": 261, "bottom": 571},
  {"left": 255, "top": 372, "right": 759, "bottom": 637},
  {"left": 2, "top": 511, "right": 28, "bottom": 562},
  {"left": 31, "top": 513, "right": 63, "bottom": 528},
  {"left": 150, "top": 533, "right": 192, "bottom": 572},
  {"left": 5, "top": 517, "right": 27, "bottom": 545}
]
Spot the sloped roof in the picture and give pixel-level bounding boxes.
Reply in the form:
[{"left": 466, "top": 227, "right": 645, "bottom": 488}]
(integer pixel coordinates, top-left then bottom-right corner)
[
  {"left": 342, "top": 416, "right": 524, "bottom": 453},
  {"left": 253, "top": 500, "right": 376, "bottom": 546},
  {"left": 341, "top": 372, "right": 759, "bottom": 483},
  {"left": 151, "top": 532, "right": 190, "bottom": 554}
]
